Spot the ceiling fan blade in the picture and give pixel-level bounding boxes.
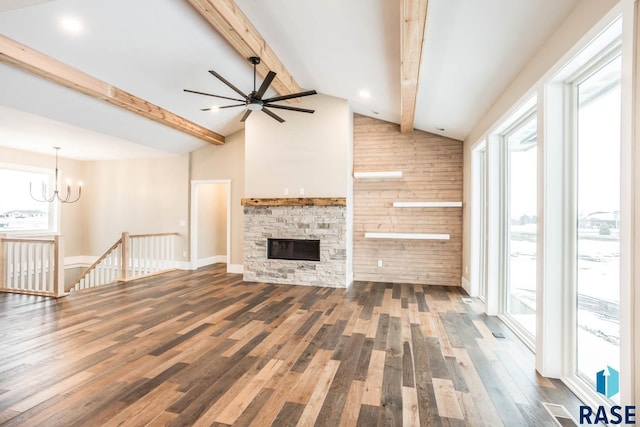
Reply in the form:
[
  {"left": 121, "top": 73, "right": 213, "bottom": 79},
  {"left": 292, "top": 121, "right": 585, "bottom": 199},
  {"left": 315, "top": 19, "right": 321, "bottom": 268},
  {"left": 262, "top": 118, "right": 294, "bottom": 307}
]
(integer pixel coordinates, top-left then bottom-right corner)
[
  {"left": 183, "top": 89, "right": 245, "bottom": 103},
  {"left": 201, "top": 103, "right": 245, "bottom": 111},
  {"left": 255, "top": 71, "right": 276, "bottom": 99},
  {"left": 264, "top": 104, "right": 315, "bottom": 114},
  {"left": 240, "top": 109, "right": 253, "bottom": 122},
  {"left": 219, "top": 104, "right": 246, "bottom": 109},
  {"left": 262, "top": 107, "right": 285, "bottom": 123},
  {"left": 208, "top": 69, "right": 249, "bottom": 99},
  {"left": 262, "top": 90, "right": 317, "bottom": 104}
]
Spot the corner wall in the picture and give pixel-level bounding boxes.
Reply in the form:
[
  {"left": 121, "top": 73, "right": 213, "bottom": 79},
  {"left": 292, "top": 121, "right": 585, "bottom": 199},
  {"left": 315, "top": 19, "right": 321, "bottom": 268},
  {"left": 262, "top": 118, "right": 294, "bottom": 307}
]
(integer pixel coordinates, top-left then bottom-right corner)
[
  {"left": 244, "top": 94, "right": 351, "bottom": 198},
  {"left": 83, "top": 154, "right": 190, "bottom": 260},
  {"left": 190, "top": 129, "right": 245, "bottom": 267}
]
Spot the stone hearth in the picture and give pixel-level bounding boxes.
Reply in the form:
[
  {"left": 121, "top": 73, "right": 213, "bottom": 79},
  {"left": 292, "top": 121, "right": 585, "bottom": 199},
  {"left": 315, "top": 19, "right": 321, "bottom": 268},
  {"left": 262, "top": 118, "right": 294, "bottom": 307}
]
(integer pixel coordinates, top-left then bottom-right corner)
[{"left": 243, "top": 201, "right": 347, "bottom": 288}]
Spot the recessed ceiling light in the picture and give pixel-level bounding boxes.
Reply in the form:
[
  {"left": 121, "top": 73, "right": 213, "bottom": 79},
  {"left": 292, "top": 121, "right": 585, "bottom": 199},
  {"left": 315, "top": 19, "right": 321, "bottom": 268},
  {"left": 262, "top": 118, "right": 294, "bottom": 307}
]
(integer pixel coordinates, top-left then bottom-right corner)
[
  {"left": 359, "top": 89, "right": 371, "bottom": 99},
  {"left": 60, "top": 16, "right": 83, "bottom": 34}
]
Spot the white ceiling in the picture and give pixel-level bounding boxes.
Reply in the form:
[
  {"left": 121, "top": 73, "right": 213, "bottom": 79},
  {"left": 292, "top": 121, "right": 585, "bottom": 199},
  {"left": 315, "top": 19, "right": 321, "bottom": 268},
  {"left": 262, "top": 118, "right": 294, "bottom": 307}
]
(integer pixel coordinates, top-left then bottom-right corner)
[{"left": 0, "top": 0, "right": 580, "bottom": 159}]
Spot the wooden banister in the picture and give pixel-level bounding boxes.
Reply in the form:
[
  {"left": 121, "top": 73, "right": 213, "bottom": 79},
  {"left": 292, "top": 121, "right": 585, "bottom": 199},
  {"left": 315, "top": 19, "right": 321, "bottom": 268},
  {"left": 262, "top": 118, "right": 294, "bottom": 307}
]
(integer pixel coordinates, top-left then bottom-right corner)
[
  {"left": 0, "top": 234, "right": 6, "bottom": 289},
  {"left": 54, "top": 235, "right": 65, "bottom": 297},
  {"left": 66, "top": 237, "right": 122, "bottom": 292},
  {"left": 128, "top": 232, "right": 180, "bottom": 238},
  {"left": 66, "top": 231, "right": 179, "bottom": 293},
  {"left": 1, "top": 234, "right": 60, "bottom": 297}
]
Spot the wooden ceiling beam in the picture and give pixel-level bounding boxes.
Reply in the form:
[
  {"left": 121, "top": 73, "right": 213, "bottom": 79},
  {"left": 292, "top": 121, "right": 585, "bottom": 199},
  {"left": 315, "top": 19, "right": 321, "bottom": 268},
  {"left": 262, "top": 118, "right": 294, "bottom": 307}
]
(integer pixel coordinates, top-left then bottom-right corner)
[
  {"left": 0, "top": 34, "right": 225, "bottom": 145},
  {"left": 400, "top": 0, "right": 429, "bottom": 133},
  {"left": 186, "top": 0, "right": 302, "bottom": 99}
]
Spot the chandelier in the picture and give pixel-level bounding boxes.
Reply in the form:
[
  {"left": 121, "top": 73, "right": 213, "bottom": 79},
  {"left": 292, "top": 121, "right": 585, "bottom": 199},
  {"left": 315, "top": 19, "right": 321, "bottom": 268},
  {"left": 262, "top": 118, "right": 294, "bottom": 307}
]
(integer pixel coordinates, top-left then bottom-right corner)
[{"left": 30, "top": 147, "right": 82, "bottom": 204}]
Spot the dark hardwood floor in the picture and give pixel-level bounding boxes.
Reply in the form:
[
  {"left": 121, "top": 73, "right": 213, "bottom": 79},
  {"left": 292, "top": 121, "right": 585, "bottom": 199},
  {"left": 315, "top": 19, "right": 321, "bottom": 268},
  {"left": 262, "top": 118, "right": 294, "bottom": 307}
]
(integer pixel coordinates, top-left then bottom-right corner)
[{"left": 0, "top": 263, "right": 582, "bottom": 426}]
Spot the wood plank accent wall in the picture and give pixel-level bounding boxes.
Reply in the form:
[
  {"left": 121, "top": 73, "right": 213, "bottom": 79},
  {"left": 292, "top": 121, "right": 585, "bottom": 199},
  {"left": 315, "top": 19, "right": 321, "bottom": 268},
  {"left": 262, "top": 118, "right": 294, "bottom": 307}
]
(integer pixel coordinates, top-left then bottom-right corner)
[{"left": 353, "top": 114, "right": 463, "bottom": 286}]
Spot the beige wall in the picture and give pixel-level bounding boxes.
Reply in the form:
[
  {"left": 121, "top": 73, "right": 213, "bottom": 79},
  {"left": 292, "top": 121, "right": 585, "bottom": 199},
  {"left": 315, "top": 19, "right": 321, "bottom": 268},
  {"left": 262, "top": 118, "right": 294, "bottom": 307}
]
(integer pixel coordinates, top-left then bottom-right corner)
[
  {"left": 0, "top": 146, "right": 88, "bottom": 256},
  {"left": 190, "top": 129, "right": 245, "bottom": 266},
  {"left": 244, "top": 94, "right": 351, "bottom": 197},
  {"left": 83, "top": 154, "right": 190, "bottom": 260},
  {"left": 461, "top": 0, "right": 620, "bottom": 286},
  {"left": 196, "top": 183, "right": 227, "bottom": 259}
]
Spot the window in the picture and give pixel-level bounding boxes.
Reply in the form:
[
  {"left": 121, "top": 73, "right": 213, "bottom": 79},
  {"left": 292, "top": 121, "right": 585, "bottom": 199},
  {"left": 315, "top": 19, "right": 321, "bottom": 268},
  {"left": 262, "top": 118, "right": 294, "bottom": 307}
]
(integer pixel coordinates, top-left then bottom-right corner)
[
  {"left": 573, "top": 53, "right": 621, "bottom": 398},
  {"left": 504, "top": 113, "right": 538, "bottom": 341},
  {"left": 0, "top": 164, "right": 56, "bottom": 234}
]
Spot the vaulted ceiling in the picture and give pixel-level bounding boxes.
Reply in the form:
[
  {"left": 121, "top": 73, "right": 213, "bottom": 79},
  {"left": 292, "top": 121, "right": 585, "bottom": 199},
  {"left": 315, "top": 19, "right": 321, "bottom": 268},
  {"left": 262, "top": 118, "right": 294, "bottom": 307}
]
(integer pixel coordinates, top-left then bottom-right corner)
[{"left": 0, "top": 0, "right": 579, "bottom": 160}]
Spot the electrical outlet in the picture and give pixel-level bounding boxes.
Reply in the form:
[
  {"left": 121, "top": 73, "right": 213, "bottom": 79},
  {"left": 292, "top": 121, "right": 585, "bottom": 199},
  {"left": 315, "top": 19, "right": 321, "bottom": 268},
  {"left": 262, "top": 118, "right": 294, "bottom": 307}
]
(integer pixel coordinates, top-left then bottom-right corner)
[
  {"left": 182, "top": 251, "right": 187, "bottom": 258},
  {"left": 299, "top": 187, "right": 305, "bottom": 195},
  {"left": 179, "top": 220, "right": 186, "bottom": 227},
  {"left": 284, "top": 188, "right": 289, "bottom": 196},
  {"left": 377, "top": 259, "right": 383, "bottom": 267}
]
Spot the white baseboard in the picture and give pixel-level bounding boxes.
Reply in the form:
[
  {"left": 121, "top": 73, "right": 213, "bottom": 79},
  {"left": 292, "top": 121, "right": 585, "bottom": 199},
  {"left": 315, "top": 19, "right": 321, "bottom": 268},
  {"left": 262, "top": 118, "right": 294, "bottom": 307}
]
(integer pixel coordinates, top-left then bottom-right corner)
[
  {"left": 346, "top": 271, "right": 354, "bottom": 287},
  {"left": 227, "top": 264, "right": 243, "bottom": 274},
  {"left": 196, "top": 255, "right": 227, "bottom": 268},
  {"left": 461, "top": 276, "right": 471, "bottom": 295},
  {"left": 64, "top": 256, "right": 98, "bottom": 269},
  {"left": 176, "top": 261, "right": 192, "bottom": 270}
]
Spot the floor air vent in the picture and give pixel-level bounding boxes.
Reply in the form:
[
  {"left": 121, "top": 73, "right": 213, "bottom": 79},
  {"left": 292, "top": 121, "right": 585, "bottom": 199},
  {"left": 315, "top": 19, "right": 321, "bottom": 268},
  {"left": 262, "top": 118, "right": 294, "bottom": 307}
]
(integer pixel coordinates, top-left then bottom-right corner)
[{"left": 542, "top": 402, "right": 578, "bottom": 426}]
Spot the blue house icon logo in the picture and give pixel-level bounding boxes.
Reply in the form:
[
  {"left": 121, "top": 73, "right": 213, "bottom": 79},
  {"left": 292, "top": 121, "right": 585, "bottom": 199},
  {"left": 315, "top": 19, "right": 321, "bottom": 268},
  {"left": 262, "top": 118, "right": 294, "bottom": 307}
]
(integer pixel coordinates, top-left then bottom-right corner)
[{"left": 596, "top": 366, "right": 619, "bottom": 398}]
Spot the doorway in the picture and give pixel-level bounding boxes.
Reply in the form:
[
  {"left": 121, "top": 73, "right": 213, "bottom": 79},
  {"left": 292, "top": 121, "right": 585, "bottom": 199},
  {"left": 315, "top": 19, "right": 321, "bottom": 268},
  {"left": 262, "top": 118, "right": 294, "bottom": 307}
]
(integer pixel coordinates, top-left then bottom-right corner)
[{"left": 190, "top": 180, "right": 231, "bottom": 269}]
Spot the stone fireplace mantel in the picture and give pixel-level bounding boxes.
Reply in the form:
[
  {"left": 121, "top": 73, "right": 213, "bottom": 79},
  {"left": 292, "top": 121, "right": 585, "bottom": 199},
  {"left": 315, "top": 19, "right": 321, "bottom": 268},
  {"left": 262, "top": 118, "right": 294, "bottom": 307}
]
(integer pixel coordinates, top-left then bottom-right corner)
[
  {"left": 241, "top": 197, "right": 346, "bottom": 207},
  {"left": 243, "top": 201, "right": 348, "bottom": 288}
]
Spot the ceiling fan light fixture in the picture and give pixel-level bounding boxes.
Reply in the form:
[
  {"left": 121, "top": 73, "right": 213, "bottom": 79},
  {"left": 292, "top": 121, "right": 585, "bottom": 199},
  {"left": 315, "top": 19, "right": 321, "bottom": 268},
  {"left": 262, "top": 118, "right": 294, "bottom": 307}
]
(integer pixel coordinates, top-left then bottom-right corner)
[{"left": 184, "top": 56, "right": 317, "bottom": 123}]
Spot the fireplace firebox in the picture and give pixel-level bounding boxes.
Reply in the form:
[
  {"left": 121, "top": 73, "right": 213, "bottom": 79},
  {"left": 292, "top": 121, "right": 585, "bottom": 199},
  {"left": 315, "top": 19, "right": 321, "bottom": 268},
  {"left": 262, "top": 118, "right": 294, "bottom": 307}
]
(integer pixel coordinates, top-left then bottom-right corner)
[{"left": 267, "top": 238, "right": 320, "bottom": 262}]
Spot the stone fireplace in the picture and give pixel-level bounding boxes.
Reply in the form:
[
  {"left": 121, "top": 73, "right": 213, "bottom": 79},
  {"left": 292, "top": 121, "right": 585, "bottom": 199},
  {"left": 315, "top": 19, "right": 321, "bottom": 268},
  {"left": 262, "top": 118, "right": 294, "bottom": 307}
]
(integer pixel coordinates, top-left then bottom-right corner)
[{"left": 242, "top": 198, "right": 347, "bottom": 288}]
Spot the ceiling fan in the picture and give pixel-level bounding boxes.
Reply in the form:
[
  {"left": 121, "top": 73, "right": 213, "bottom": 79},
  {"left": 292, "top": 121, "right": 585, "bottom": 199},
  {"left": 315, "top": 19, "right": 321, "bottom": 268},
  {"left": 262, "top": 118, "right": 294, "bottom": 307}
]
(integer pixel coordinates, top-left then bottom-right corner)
[{"left": 184, "top": 56, "right": 317, "bottom": 123}]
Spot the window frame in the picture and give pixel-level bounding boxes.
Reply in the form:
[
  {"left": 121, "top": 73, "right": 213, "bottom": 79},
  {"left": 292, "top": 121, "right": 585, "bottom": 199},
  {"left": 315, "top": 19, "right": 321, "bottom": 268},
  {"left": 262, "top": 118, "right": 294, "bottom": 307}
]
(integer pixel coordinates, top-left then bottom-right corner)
[
  {"left": 0, "top": 162, "right": 60, "bottom": 236},
  {"left": 498, "top": 108, "right": 538, "bottom": 351},
  {"left": 562, "top": 42, "right": 623, "bottom": 406}
]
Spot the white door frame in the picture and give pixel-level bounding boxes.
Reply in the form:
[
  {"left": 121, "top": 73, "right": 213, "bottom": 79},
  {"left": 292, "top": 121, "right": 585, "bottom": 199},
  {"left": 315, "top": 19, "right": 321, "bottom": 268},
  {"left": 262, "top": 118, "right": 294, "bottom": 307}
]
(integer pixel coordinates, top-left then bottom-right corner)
[{"left": 190, "top": 179, "right": 231, "bottom": 270}]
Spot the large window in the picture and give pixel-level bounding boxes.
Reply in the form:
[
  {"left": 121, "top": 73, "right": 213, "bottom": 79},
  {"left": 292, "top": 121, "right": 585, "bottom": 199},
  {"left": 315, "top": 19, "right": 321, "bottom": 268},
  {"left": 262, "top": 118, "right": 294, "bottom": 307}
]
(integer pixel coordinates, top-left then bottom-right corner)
[
  {"left": 0, "top": 165, "right": 56, "bottom": 234},
  {"left": 574, "top": 53, "right": 621, "bottom": 396},
  {"left": 505, "top": 113, "right": 537, "bottom": 340}
]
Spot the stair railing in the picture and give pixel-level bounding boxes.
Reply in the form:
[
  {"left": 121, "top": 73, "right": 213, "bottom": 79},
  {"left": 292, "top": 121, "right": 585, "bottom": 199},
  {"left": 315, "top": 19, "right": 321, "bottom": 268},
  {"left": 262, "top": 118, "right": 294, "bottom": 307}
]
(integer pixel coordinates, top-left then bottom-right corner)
[
  {"left": 0, "top": 234, "right": 65, "bottom": 297},
  {"left": 66, "top": 231, "right": 178, "bottom": 292}
]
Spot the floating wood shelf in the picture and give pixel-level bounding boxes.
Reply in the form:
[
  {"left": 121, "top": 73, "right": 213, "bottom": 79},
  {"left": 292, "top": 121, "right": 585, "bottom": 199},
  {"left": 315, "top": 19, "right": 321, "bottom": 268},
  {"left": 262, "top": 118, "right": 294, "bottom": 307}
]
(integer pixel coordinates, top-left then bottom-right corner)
[
  {"left": 353, "top": 171, "right": 403, "bottom": 179},
  {"left": 364, "top": 232, "right": 450, "bottom": 240},
  {"left": 241, "top": 197, "right": 346, "bottom": 207},
  {"left": 392, "top": 201, "right": 462, "bottom": 208}
]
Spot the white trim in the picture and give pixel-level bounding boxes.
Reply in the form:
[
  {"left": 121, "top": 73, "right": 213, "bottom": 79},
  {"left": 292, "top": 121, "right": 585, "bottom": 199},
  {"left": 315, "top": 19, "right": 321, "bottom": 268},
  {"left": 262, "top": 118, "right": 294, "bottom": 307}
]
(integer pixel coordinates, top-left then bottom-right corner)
[
  {"left": 0, "top": 161, "right": 59, "bottom": 235},
  {"left": 175, "top": 261, "right": 192, "bottom": 270},
  {"left": 353, "top": 171, "right": 402, "bottom": 179},
  {"left": 64, "top": 255, "right": 97, "bottom": 269},
  {"left": 619, "top": 0, "right": 636, "bottom": 405},
  {"left": 461, "top": 276, "right": 471, "bottom": 295},
  {"left": 195, "top": 255, "right": 227, "bottom": 268},
  {"left": 392, "top": 201, "right": 462, "bottom": 208},
  {"left": 227, "top": 264, "right": 243, "bottom": 274},
  {"left": 364, "top": 232, "right": 450, "bottom": 240},
  {"left": 190, "top": 179, "right": 232, "bottom": 269},
  {"left": 500, "top": 313, "right": 536, "bottom": 352}
]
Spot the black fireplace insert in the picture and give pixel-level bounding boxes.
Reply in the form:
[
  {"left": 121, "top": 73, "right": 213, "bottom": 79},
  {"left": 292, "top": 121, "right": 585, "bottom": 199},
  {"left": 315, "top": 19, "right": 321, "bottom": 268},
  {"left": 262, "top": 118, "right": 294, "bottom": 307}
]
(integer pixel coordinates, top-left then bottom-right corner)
[{"left": 267, "top": 238, "right": 320, "bottom": 262}]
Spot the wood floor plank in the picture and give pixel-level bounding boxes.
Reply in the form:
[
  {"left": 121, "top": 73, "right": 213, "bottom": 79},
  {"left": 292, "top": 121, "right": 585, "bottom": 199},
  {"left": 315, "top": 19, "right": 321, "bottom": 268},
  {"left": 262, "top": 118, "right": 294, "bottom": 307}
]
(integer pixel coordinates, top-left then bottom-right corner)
[
  {"left": 338, "top": 380, "right": 365, "bottom": 427},
  {"left": 0, "top": 264, "right": 585, "bottom": 426},
  {"left": 432, "top": 378, "right": 464, "bottom": 420}
]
